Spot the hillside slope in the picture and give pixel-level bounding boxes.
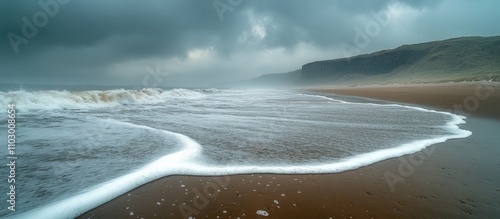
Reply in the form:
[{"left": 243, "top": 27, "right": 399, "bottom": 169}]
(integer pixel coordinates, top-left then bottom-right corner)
[{"left": 300, "top": 36, "right": 500, "bottom": 85}]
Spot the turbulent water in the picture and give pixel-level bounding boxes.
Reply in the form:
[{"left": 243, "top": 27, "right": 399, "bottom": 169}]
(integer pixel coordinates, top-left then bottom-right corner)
[{"left": 0, "top": 87, "right": 471, "bottom": 218}]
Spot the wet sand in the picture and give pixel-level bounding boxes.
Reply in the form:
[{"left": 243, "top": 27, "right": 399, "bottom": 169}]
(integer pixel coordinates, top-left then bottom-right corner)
[
  {"left": 79, "top": 83, "right": 500, "bottom": 218},
  {"left": 311, "top": 82, "right": 500, "bottom": 119}
]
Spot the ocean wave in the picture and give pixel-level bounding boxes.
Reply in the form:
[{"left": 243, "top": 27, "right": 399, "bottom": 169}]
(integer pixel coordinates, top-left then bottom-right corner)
[
  {"left": 0, "top": 88, "right": 219, "bottom": 110},
  {"left": 4, "top": 90, "right": 472, "bottom": 219}
]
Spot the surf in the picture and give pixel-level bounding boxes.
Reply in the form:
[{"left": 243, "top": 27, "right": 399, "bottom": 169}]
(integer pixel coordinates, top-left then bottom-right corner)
[
  {"left": 1, "top": 89, "right": 472, "bottom": 218},
  {"left": 0, "top": 88, "right": 217, "bottom": 110}
]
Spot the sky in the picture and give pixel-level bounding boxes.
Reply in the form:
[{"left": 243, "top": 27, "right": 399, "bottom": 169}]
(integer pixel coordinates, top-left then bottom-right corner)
[{"left": 1, "top": 0, "right": 499, "bottom": 87}]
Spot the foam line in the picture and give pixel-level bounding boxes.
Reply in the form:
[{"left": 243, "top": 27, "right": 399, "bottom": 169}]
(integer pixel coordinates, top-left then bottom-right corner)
[
  {"left": 9, "top": 92, "right": 472, "bottom": 219},
  {"left": 10, "top": 119, "right": 203, "bottom": 219},
  {"left": 0, "top": 88, "right": 217, "bottom": 111},
  {"left": 12, "top": 113, "right": 470, "bottom": 219}
]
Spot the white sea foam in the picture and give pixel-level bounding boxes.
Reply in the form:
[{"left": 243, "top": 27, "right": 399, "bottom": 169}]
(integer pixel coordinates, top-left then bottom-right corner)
[
  {"left": 8, "top": 92, "right": 472, "bottom": 219},
  {"left": 10, "top": 119, "right": 203, "bottom": 219},
  {"left": 256, "top": 210, "right": 269, "bottom": 216},
  {"left": 0, "top": 88, "right": 215, "bottom": 110}
]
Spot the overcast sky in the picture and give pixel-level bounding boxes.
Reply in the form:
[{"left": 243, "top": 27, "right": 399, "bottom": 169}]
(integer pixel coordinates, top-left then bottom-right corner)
[{"left": 1, "top": 0, "right": 499, "bottom": 87}]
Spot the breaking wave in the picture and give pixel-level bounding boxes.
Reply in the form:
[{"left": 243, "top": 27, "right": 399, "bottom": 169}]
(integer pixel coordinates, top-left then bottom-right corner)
[{"left": 0, "top": 88, "right": 219, "bottom": 110}]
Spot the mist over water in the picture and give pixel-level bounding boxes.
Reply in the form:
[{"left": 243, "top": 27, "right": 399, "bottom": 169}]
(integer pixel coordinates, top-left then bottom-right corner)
[{"left": 0, "top": 88, "right": 470, "bottom": 218}]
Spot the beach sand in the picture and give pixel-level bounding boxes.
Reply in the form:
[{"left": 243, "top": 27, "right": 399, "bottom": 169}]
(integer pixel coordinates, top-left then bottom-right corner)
[
  {"left": 311, "top": 82, "right": 500, "bottom": 119},
  {"left": 78, "top": 83, "right": 500, "bottom": 218}
]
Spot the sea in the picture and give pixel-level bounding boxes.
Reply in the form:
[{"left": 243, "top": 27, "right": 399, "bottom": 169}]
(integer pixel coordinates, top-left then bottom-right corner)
[{"left": 0, "top": 85, "right": 471, "bottom": 218}]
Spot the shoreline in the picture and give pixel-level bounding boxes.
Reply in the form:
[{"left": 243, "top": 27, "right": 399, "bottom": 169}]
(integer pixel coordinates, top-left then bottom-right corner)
[
  {"left": 78, "top": 83, "right": 500, "bottom": 218},
  {"left": 308, "top": 82, "right": 500, "bottom": 119}
]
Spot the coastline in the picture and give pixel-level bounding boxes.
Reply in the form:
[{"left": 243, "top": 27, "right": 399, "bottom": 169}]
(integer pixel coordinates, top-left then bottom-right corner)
[
  {"left": 308, "top": 82, "right": 500, "bottom": 119},
  {"left": 78, "top": 83, "right": 500, "bottom": 218}
]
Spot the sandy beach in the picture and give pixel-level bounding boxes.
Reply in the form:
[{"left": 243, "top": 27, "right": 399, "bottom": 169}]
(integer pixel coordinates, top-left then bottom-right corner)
[
  {"left": 78, "top": 83, "right": 500, "bottom": 218},
  {"left": 310, "top": 82, "right": 500, "bottom": 119}
]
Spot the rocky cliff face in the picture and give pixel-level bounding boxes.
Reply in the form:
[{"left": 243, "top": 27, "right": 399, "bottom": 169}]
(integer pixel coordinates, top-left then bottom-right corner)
[{"left": 299, "top": 36, "right": 500, "bottom": 85}]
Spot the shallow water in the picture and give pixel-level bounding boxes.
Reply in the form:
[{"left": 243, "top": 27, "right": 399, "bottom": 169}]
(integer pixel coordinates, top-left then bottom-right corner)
[{"left": 0, "top": 88, "right": 470, "bottom": 218}]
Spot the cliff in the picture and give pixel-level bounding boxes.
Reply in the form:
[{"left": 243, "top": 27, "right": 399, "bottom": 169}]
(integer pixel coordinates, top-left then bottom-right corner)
[{"left": 299, "top": 36, "right": 500, "bottom": 85}]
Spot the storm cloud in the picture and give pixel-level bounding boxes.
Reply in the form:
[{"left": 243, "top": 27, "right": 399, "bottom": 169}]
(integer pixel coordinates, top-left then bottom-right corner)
[{"left": 1, "top": 0, "right": 499, "bottom": 86}]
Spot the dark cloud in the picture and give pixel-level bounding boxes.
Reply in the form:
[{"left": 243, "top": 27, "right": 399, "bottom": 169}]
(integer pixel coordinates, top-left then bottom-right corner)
[{"left": 0, "top": 0, "right": 499, "bottom": 86}]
